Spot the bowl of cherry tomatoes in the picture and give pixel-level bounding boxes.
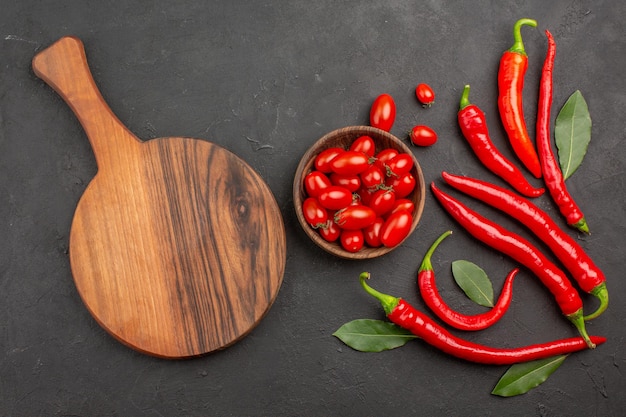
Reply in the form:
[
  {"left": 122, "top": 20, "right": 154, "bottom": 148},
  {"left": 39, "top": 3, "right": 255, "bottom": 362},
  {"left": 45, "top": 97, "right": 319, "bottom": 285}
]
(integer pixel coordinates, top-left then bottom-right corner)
[{"left": 293, "top": 126, "right": 426, "bottom": 259}]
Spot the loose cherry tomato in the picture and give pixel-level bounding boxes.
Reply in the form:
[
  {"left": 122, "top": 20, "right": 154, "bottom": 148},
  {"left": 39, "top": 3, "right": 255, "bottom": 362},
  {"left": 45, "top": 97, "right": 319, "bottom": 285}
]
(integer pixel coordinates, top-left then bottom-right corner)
[
  {"left": 370, "top": 94, "right": 396, "bottom": 132},
  {"left": 340, "top": 229, "right": 364, "bottom": 253},
  {"left": 386, "top": 172, "right": 416, "bottom": 198},
  {"left": 329, "top": 151, "right": 370, "bottom": 176},
  {"left": 415, "top": 83, "right": 435, "bottom": 107},
  {"left": 369, "top": 189, "right": 396, "bottom": 216},
  {"left": 304, "top": 171, "right": 332, "bottom": 197},
  {"left": 386, "top": 153, "right": 414, "bottom": 177},
  {"left": 350, "top": 135, "right": 376, "bottom": 157},
  {"left": 380, "top": 211, "right": 413, "bottom": 248},
  {"left": 329, "top": 173, "right": 361, "bottom": 192},
  {"left": 319, "top": 216, "right": 340, "bottom": 242},
  {"left": 334, "top": 205, "right": 376, "bottom": 230},
  {"left": 364, "top": 217, "right": 385, "bottom": 247},
  {"left": 315, "top": 147, "right": 344, "bottom": 173},
  {"left": 409, "top": 125, "right": 437, "bottom": 147},
  {"left": 317, "top": 185, "right": 353, "bottom": 210},
  {"left": 389, "top": 198, "right": 415, "bottom": 216},
  {"left": 302, "top": 197, "right": 328, "bottom": 228},
  {"left": 360, "top": 165, "right": 385, "bottom": 190}
]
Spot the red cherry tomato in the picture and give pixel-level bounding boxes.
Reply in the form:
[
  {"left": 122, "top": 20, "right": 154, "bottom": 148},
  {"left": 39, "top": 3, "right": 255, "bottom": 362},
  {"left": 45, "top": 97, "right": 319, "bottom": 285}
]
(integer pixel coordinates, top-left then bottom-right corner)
[
  {"left": 315, "top": 147, "right": 344, "bottom": 173},
  {"left": 334, "top": 205, "right": 376, "bottom": 230},
  {"left": 415, "top": 83, "right": 435, "bottom": 106},
  {"left": 373, "top": 148, "right": 399, "bottom": 172},
  {"left": 329, "top": 151, "right": 370, "bottom": 176},
  {"left": 350, "top": 135, "right": 376, "bottom": 157},
  {"left": 329, "top": 173, "right": 361, "bottom": 192},
  {"left": 302, "top": 197, "right": 328, "bottom": 228},
  {"left": 319, "top": 217, "right": 340, "bottom": 242},
  {"left": 356, "top": 186, "right": 374, "bottom": 206},
  {"left": 360, "top": 165, "right": 385, "bottom": 190},
  {"left": 369, "top": 189, "right": 396, "bottom": 216},
  {"left": 340, "top": 229, "right": 364, "bottom": 253},
  {"left": 370, "top": 94, "right": 396, "bottom": 132},
  {"left": 304, "top": 171, "right": 332, "bottom": 197},
  {"left": 364, "top": 217, "right": 385, "bottom": 247},
  {"left": 317, "top": 185, "right": 353, "bottom": 210},
  {"left": 380, "top": 211, "right": 413, "bottom": 248},
  {"left": 409, "top": 125, "right": 437, "bottom": 147},
  {"left": 386, "top": 172, "right": 416, "bottom": 198},
  {"left": 386, "top": 153, "right": 414, "bottom": 177},
  {"left": 389, "top": 198, "right": 415, "bottom": 216}
]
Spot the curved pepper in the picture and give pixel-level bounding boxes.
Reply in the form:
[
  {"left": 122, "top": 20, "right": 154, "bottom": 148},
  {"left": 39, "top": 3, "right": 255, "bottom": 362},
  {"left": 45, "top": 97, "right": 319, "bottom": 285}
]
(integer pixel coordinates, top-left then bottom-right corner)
[
  {"left": 418, "top": 230, "right": 518, "bottom": 331},
  {"left": 498, "top": 18, "right": 542, "bottom": 178}
]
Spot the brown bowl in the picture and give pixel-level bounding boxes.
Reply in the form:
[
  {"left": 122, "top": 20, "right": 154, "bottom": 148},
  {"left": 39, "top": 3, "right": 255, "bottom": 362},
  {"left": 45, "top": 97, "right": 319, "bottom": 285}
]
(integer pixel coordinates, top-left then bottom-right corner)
[{"left": 293, "top": 126, "right": 426, "bottom": 260}]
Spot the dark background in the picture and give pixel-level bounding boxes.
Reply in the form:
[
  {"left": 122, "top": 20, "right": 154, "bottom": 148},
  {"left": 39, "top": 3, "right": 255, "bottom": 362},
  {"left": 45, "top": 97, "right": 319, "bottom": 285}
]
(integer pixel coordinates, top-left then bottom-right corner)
[{"left": 1, "top": 0, "right": 625, "bottom": 416}]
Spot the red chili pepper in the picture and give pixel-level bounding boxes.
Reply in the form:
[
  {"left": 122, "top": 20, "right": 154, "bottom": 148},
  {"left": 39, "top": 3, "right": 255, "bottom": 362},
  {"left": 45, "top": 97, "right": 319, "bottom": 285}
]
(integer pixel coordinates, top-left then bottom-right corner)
[
  {"left": 536, "top": 29, "right": 589, "bottom": 234},
  {"left": 418, "top": 230, "right": 518, "bottom": 331},
  {"left": 430, "top": 183, "right": 594, "bottom": 348},
  {"left": 441, "top": 171, "right": 608, "bottom": 320},
  {"left": 458, "top": 85, "right": 544, "bottom": 198},
  {"left": 360, "top": 273, "right": 605, "bottom": 364},
  {"left": 498, "top": 18, "right": 542, "bottom": 179}
]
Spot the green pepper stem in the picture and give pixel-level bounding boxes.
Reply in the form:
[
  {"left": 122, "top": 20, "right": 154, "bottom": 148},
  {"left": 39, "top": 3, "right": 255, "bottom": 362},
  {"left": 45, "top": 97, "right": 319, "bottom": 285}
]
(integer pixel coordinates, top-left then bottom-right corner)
[
  {"left": 567, "top": 309, "right": 596, "bottom": 349},
  {"left": 359, "top": 272, "right": 399, "bottom": 316},
  {"left": 583, "top": 283, "right": 609, "bottom": 321},
  {"left": 509, "top": 18, "right": 537, "bottom": 55},
  {"left": 572, "top": 217, "right": 590, "bottom": 234},
  {"left": 459, "top": 85, "right": 472, "bottom": 110},
  {"left": 419, "top": 230, "right": 453, "bottom": 272}
]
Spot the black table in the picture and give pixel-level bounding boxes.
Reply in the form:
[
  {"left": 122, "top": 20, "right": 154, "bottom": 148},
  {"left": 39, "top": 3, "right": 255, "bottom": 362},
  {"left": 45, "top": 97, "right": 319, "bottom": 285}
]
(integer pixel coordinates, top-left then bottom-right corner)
[{"left": 2, "top": 1, "right": 624, "bottom": 415}]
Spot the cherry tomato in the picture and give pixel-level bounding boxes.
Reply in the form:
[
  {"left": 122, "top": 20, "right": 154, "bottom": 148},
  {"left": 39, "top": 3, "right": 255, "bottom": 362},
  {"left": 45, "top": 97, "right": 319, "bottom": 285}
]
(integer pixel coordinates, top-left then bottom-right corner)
[
  {"left": 415, "top": 83, "right": 435, "bottom": 106},
  {"left": 364, "top": 217, "right": 385, "bottom": 247},
  {"left": 315, "top": 147, "right": 344, "bottom": 173},
  {"left": 369, "top": 189, "right": 396, "bottom": 216},
  {"left": 330, "top": 173, "right": 361, "bottom": 192},
  {"left": 380, "top": 211, "right": 413, "bottom": 248},
  {"left": 317, "top": 185, "right": 354, "bottom": 210},
  {"left": 386, "top": 172, "right": 416, "bottom": 198},
  {"left": 356, "top": 186, "right": 374, "bottom": 206},
  {"left": 329, "top": 151, "right": 370, "bottom": 176},
  {"left": 302, "top": 197, "right": 328, "bottom": 228},
  {"left": 319, "top": 217, "right": 340, "bottom": 242},
  {"left": 373, "top": 148, "right": 399, "bottom": 172},
  {"left": 409, "top": 125, "right": 437, "bottom": 147},
  {"left": 386, "top": 153, "right": 414, "bottom": 177},
  {"left": 360, "top": 165, "right": 385, "bottom": 190},
  {"left": 349, "top": 135, "right": 376, "bottom": 157},
  {"left": 389, "top": 198, "right": 415, "bottom": 216},
  {"left": 334, "top": 205, "right": 376, "bottom": 230},
  {"left": 304, "top": 171, "right": 332, "bottom": 197},
  {"left": 370, "top": 94, "right": 396, "bottom": 132},
  {"left": 340, "top": 229, "right": 364, "bottom": 253}
]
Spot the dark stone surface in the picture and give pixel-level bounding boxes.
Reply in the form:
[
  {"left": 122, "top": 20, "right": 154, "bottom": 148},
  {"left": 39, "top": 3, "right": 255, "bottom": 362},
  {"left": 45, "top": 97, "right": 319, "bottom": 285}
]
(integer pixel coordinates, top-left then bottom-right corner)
[{"left": 1, "top": 1, "right": 624, "bottom": 415}]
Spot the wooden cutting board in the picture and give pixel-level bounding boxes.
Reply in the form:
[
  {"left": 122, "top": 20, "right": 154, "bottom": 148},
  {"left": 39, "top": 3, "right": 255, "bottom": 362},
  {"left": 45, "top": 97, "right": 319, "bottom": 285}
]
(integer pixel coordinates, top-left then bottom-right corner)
[{"left": 32, "top": 36, "right": 287, "bottom": 359}]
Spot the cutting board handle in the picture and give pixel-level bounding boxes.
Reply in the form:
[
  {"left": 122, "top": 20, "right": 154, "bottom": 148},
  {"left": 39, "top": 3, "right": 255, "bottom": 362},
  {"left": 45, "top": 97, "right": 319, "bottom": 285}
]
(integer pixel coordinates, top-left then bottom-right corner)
[{"left": 32, "top": 36, "right": 140, "bottom": 169}]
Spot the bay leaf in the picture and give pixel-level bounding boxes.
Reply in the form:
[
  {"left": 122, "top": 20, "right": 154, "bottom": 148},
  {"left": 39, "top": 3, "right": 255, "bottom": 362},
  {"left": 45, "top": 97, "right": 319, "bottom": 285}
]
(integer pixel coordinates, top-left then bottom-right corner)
[
  {"left": 451, "top": 260, "right": 494, "bottom": 307},
  {"left": 333, "top": 319, "right": 417, "bottom": 352},
  {"left": 491, "top": 355, "right": 567, "bottom": 397},
  {"left": 555, "top": 90, "right": 592, "bottom": 180}
]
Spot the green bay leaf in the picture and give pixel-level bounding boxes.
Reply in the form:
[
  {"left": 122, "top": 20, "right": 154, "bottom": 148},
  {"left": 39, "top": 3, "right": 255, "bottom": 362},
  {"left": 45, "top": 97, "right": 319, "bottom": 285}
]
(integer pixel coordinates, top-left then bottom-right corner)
[
  {"left": 333, "top": 319, "right": 417, "bottom": 352},
  {"left": 451, "top": 260, "right": 494, "bottom": 307},
  {"left": 491, "top": 355, "right": 567, "bottom": 397},
  {"left": 555, "top": 90, "right": 592, "bottom": 180}
]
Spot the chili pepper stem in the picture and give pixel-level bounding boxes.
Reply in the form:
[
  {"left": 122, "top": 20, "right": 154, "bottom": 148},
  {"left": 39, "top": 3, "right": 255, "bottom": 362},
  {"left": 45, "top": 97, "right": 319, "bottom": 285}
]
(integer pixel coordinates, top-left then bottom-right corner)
[
  {"left": 509, "top": 18, "right": 537, "bottom": 55},
  {"left": 567, "top": 310, "right": 596, "bottom": 349},
  {"left": 573, "top": 217, "right": 590, "bottom": 234},
  {"left": 459, "top": 85, "right": 471, "bottom": 110},
  {"left": 584, "top": 283, "right": 609, "bottom": 321},
  {"left": 419, "top": 231, "right": 453, "bottom": 272},
  {"left": 359, "top": 272, "right": 399, "bottom": 315}
]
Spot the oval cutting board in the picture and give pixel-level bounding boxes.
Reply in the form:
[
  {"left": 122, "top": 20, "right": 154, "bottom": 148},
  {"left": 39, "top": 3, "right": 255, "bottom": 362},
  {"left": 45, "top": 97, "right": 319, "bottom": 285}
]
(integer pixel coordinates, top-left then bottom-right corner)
[{"left": 32, "top": 37, "right": 287, "bottom": 358}]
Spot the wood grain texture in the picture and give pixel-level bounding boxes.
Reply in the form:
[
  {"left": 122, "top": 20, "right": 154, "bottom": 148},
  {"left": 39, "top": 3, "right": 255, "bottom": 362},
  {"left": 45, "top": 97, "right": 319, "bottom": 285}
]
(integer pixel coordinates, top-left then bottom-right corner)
[{"left": 32, "top": 36, "right": 286, "bottom": 358}]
